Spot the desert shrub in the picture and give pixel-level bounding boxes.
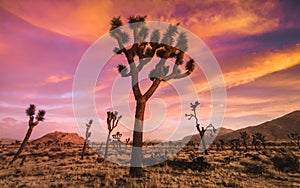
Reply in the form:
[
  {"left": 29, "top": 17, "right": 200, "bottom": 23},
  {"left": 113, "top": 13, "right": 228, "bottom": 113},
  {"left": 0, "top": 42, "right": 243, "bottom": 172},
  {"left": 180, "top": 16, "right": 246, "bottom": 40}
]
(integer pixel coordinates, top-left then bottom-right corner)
[
  {"left": 49, "top": 147, "right": 61, "bottom": 152},
  {"left": 244, "top": 153, "right": 260, "bottom": 161},
  {"left": 6, "top": 151, "right": 16, "bottom": 156},
  {"left": 271, "top": 152, "right": 299, "bottom": 173},
  {"left": 243, "top": 162, "right": 265, "bottom": 174}
]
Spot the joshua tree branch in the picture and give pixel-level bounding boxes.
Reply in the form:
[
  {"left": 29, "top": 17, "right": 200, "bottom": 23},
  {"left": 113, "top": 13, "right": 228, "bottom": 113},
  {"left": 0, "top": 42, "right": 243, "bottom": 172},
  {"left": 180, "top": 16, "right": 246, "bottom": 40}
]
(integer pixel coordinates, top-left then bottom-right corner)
[{"left": 143, "top": 78, "right": 162, "bottom": 101}]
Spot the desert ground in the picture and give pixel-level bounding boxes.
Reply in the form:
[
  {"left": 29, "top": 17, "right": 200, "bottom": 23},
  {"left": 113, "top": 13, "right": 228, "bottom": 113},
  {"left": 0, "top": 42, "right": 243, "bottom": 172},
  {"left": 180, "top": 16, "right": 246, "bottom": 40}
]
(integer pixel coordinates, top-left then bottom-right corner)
[{"left": 0, "top": 140, "right": 300, "bottom": 188}]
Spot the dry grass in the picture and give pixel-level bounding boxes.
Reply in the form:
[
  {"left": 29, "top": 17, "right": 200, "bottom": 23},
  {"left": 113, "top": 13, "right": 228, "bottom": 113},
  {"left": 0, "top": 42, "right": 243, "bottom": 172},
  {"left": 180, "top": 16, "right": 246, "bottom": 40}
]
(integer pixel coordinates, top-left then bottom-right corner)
[{"left": 0, "top": 144, "right": 300, "bottom": 187}]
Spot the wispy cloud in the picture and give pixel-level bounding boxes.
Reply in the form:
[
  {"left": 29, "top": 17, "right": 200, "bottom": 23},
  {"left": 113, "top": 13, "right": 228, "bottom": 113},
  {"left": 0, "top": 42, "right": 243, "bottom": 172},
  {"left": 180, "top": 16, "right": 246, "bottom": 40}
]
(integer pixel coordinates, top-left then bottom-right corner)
[{"left": 46, "top": 74, "right": 72, "bottom": 84}]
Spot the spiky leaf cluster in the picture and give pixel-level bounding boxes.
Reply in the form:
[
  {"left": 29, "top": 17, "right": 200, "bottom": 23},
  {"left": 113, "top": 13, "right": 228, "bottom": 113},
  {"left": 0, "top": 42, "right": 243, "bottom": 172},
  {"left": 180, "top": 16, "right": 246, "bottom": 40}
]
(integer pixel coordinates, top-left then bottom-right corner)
[
  {"left": 36, "top": 110, "right": 46, "bottom": 121},
  {"left": 110, "top": 16, "right": 123, "bottom": 31},
  {"left": 112, "top": 131, "right": 122, "bottom": 140},
  {"left": 185, "top": 58, "right": 195, "bottom": 73},
  {"left": 150, "top": 29, "right": 160, "bottom": 43},
  {"left": 176, "top": 32, "right": 188, "bottom": 52},
  {"left": 26, "top": 104, "right": 36, "bottom": 116}
]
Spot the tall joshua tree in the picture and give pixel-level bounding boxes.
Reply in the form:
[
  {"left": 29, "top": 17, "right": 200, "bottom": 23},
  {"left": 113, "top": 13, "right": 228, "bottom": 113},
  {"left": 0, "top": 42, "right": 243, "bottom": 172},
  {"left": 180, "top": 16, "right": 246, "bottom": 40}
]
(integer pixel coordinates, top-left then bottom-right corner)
[
  {"left": 240, "top": 131, "right": 249, "bottom": 152},
  {"left": 104, "top": 111, "right": 122, "bottom": 159},
  {"left": 185, "top": 101, "right": 216, "bottom": 155},
  {"left": 9, "top": 104, "right": 46, "bottom": 165},
  {"left": 81, "top": 119, "right": 92, "bottom": 160},
  {"left": 110, "top": 16, "right": 195, "bottom": 177}
]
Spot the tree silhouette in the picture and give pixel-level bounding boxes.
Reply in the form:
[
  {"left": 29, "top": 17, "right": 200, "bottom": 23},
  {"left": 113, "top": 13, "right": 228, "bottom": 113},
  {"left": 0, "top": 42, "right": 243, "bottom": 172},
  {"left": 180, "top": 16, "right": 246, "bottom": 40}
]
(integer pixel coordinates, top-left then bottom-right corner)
[
  {"left": 185, "top": 101, "right": 216, "bottom": 155},
  {"left": 254, "top": 132, "right": 266, "bottom": 150},
  {"left": 240, "top": 131, "right": 249, "bottom": 152},
  {"left": 9, "top": 104, "right": 46, "bottom": 165},
  {"left": 219, "top": 139, "right": 225, "bottom": 151},
  {"left": 228, "top": 138, "right": 241, "bottom": 152},
  {"left": 110, "top": 16, "right": 195, "bottom": 177},
  {"left": 104, "top": 111, "right": 122, "bottom": 159},
  {"left": 287, "top": 133, "right": 300, "bottom": 149},
  {"left": 112, "top": 131, "right": 122, "bottom": 148},
  {"left": 81, "top": 119, "right": 92, "bottom": 160},
  {"left": 252, "top": 132, "right": 266, "bottom": 151}
]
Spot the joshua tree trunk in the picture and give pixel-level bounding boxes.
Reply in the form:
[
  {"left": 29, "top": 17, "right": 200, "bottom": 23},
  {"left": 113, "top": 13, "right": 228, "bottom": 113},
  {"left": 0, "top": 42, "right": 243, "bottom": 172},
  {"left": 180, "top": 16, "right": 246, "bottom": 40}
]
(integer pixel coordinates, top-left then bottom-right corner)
[
  {"left": 81, "top": 141, "right": 87, "bottom": 160},
  {"left": 199, "top": 129, "right": 208, "bottom": 155},
  {"left": 197, "top": 125, "right": 208, "bottom": 155},
  {"left": 130, "top": 101, "right": 146, "bottom": 177},
  {"left": 9, "top": 125, "right": 34, "bottom": 165},
  {"left": 104, "top": 132, "right": 111, "bottom": 159}
]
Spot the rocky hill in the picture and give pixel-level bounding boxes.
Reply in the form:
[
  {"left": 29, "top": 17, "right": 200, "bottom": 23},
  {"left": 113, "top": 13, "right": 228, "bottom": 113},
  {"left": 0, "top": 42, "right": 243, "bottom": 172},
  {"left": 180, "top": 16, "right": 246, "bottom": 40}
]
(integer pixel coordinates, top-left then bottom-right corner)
[
  {"left": 31, "top": 131, "right": 84, "bottom": 145},
  {"left": 216, "top": 110, "right": 300, "bottom": 141}
]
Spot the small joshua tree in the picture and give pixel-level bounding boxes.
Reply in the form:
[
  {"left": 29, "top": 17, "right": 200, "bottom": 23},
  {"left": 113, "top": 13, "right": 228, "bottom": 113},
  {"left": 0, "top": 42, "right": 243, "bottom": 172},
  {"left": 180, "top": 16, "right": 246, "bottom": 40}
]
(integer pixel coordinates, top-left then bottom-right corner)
[
  {"left": 185, "top": 101, "right": 216, "bottom": 155},
  {"left": 104, "top": 111, "right": 122, "bottom": 159},
  {"left": 228, "top": 138, "right": 241, "bottom": 152},
  {"left": 81, "top": 119, "right": 93, "bottom": 160},
  {"left": 254, "top": 132, "right": 266, "bottom": 150},
  {"left": 125, "top": 138, "right": 130, "bottom": 149},
  {"left": 252, "top": 133, "right": 266, "bottom": 151},
  {"left": 219, "top": 139, "right": 225, "bottom": 151},
  {"left": 240, "top": 131, "right": 249, "bottom": 152},
  {"left": 252, "top": 134, "right": 261, "bottom": 151},
  {"left": 112, "top": 131, "right": 122, "bottom": 148},
  {"left": 287, "top": 133, "right": 300, "bottom": 149},
  {"left": 9, "top": 104, "right": 46, "bottom": 165},
  {"left": 125, "top": 138, "right": 130, "bottom": 145}
]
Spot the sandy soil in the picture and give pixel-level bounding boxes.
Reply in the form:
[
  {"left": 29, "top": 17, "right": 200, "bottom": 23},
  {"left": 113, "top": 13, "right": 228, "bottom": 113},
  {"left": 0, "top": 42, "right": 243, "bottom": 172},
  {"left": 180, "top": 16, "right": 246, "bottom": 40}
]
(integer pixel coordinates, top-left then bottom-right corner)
[{"left": 0, "top": 143, "right": 300, "bottom": 187}]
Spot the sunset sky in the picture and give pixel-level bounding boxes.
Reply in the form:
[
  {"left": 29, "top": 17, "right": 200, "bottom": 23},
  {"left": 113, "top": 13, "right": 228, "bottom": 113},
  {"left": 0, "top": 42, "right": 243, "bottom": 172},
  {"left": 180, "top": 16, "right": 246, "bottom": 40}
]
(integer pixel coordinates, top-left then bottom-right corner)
[{"left": 0, "top": 0, "right": 299, "bottom": 141}]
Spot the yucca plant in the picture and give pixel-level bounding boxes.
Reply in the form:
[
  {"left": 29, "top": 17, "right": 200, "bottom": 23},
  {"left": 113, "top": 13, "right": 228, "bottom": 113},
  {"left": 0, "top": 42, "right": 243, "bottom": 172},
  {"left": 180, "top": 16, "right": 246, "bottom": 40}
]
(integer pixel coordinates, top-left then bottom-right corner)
[
  {"left": 9, "top": 104, "right": 46, "bottom": 165},
  {"left": 240, "top": 131, "right": 249, "bottom": 152},
  {"left": 110, "top": 15, "right": 195, "bottom": 177},
  {"left": 81, "top": 119, "right": 93, "bottom": 160},
  {"left": 287, "top": 133, "right": 300, "bottom": 149},
  {"left": 185, "top": 101, "right": 216, "bottom": 155},
  {"left": 104, "top": 111, "right": 122, "bottom": 159}
]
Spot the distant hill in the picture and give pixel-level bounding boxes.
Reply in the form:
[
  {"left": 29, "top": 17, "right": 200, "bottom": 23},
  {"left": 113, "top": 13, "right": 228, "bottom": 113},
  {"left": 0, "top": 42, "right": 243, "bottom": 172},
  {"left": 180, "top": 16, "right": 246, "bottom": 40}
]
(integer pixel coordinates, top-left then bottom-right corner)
[
  {"left": 181, "top": 127, "right": 234, "bottom": 143},
  {"left": 0, "top": 138, "right": 18, "bottom": 144},
  {"left": 31, "top": 131, "right": 84, "bottom": 145},
  {"left": 217, "top": 110, "right": 300, "bottom": 142}
]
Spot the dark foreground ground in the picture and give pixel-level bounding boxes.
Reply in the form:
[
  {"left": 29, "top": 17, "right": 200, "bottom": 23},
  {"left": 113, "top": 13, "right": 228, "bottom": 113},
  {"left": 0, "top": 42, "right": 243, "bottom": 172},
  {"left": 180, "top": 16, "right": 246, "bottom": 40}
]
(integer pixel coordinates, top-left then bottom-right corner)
[{"left": 0, "top": 143, "right": 300, "bottom": 187}]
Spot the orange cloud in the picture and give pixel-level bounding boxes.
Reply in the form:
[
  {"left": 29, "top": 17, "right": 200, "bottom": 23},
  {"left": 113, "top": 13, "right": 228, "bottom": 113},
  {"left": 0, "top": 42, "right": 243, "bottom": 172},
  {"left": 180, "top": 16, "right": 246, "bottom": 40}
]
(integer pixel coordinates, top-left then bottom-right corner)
[
  {"left": 193, "top": 44, "right": 300, "bottom": 92},
  {"left": 1, "top": 0, "right": 113, "bottom": 43},
  {"left": 224, "top": 44, "right": 300, "bottom": 88},
  {"left": 46, "top": 74, "right": 72, "bottom": 83},
  {"left": 1, "top": 0, "right": 282, "bottom": 43},
  {"left": 187, "top": 1, "right": 280, "bottom": 37}
]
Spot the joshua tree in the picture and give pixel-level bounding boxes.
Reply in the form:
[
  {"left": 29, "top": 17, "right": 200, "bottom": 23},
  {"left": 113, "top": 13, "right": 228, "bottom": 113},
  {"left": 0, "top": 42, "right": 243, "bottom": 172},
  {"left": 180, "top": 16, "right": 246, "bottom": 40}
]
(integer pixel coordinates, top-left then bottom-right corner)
[
  {"left": 219, "top": 139, "right": 225, "bottom": 151},
  {"left": 9, "top": 104, "right": 46, "bottom": 165},
  {"left": 240, "top": 131, "right": 249, "bottom": 152},
  {"left": 81, "top": 119, "right": 93, "bottom": 160},
  {"left": 252, "top": 134, "right": 261, "bottom": 151},
  {"left": 110, "top": 16, "right": 195, "bottom": 177},
  {"left": 125, "top": 138, "right": 130, "bottom": 145},
  {"left": 252, "top": 133, "right": 266, "bottom": 151},
  {"left": 112, "top": 131, "right": 122, "bottom": 148},
  {"left": 254, "top": 132, "right": 266, "bottom": 150},
  {"left": 104, "top": 111, "right": 122, "bottom": 159},
  {"left": 287, "top": 133, "right": 300, "bottom": 149},
  {"left": 228, "top": 138, "right": 241, "bottom": 152},
  {"left": 185, "top": 101, "right": 216, "bottom": 155}
]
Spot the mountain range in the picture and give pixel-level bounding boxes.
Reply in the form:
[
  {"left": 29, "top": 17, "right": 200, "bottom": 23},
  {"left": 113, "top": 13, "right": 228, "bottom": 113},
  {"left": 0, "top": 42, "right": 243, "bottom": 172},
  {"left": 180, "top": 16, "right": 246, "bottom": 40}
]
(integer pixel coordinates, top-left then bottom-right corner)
[
  {"left": 1, "top": 110, "right": 299, "bottom": 145},
  {"left": 181, "top": 110, "right": 300, "bottom": 143}
]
